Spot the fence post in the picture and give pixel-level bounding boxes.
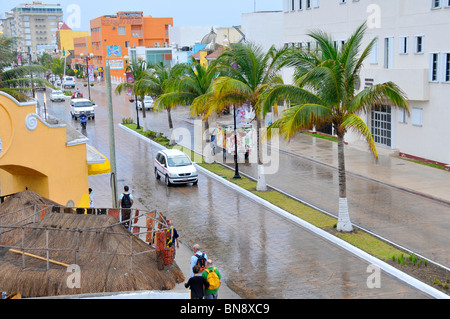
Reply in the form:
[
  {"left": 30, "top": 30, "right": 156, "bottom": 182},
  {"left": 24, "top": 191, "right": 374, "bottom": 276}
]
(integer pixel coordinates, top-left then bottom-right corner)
[
  {"left": 22, "top": 228, "right": 25, "bottom": 268},
  {"left": 46, "top": 229, "right": 49, "bottom": 270},
  {"left": 130, "top": 235, "right": 133, "bottom": 274}
]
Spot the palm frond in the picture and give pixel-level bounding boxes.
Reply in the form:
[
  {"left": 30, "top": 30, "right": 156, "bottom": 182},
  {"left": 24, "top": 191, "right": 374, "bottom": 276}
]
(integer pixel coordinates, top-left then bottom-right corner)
[
  {"left": 341, "top": 114, "right": 378, "bottom": 159},
  {"left": 0, "top": 88, "right": 31, "bottom": 102},
  {"left": 349, "top": 82, "right": 409, "bottom": 114}
]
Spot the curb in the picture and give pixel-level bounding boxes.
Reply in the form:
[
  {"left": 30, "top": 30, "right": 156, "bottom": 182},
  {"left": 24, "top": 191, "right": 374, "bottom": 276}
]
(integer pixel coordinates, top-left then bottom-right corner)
[{"left": 118, "top": 124, "right": 449, "bottom": 299}]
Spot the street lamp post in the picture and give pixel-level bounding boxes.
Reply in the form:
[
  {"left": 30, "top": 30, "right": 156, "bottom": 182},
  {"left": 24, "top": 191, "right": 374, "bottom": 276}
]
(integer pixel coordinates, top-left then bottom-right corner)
[
  {"left": 233, "top": 104, "right": 241, "bottom": 179},
  {"left": 80, "top": 53, "right": 94, "bottom": 100}
]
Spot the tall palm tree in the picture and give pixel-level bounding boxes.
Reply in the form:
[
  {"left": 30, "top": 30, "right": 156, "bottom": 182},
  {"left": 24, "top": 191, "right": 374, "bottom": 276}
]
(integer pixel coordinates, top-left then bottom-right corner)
[
  {"left": 263, "top": 23, "right": 409, "bottom": 232},
  {"left": 154, "top": 58, "right": 222, "bottom": 158},
  {"left": 210, "top": 42, "right": 288, "bottom": 191},
  {"left": 135, "top": 61, "right": 187, "bottom": 145},
  {"left": 115, "top": 57, "right": 149, "bottom": 130}
]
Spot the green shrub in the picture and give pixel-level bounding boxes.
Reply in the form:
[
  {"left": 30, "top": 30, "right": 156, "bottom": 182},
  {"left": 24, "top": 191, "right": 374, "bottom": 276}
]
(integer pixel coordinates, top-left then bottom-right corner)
[{"left": 121, "top": 117, "right": 134, "bottom": 125}]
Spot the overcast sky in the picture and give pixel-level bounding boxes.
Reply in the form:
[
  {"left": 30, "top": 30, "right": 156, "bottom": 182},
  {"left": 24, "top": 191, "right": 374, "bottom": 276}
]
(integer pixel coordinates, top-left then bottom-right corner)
[{"left": 0, "top": 0, "right": 282, "bottom": 29}]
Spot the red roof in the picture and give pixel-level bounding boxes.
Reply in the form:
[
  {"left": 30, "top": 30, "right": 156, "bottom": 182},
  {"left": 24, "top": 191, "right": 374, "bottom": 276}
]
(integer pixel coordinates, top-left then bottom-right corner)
[{"left": 58, "top": 22, "right": 72, "bottom": 30}]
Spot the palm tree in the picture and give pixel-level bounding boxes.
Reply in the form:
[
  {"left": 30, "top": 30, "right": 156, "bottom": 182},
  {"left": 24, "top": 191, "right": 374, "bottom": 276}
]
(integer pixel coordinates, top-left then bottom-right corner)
[
  {"left": 135, "top": 61, "right": 188, "bottom": 145},
  {"left": 115, "top": 57, "right": 149, "bottom": 130},
  {"left": 0, "top": 36, "right": 49, "bottom": 101},
  {"left": 153, "top": 58, "right": 222, "bottom": 159},
  {"left": 263, "top": 23, "right": 409, "bottom": 232},
  {"left": 210, "top": 42, "right": 288, "bottom": 191}
]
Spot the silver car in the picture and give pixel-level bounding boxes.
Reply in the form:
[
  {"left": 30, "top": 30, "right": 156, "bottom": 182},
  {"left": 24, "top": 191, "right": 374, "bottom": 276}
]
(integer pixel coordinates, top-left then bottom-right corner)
[{"left": 154, "top": 149, "right": 198, "bottom": 186}]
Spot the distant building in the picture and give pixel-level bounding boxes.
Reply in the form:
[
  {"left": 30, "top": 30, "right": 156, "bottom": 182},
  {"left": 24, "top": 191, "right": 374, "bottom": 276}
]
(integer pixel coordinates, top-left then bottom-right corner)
[
  {"left": 90, "top": 11, "right": 173, "bottom": 81},
  {"left": 1, "top": 1, "right": 63, "bottom": 58},
  {"left": 242, "top": 0, "right": 450, "bottom": 166}
]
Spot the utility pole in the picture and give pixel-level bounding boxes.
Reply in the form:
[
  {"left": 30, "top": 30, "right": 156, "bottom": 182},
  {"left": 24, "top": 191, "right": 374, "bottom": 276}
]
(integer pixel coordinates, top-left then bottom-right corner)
[{"left": 105, "top": 61, "right": 118, "bottom": 208}]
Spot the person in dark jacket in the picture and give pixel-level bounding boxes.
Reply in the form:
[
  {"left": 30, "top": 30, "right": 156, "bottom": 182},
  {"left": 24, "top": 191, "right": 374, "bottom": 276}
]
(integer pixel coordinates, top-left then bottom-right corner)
[{"left": 184, "top": 265, "right": 209, "bottom": 299}]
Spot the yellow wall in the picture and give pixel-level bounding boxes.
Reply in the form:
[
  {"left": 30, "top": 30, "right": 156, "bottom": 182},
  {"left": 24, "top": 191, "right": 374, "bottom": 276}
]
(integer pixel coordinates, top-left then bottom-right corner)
[
  {"left": 57, "top": 30, "right": 90, "bottom": 53},
  {"left": 0, "top": 93, "right": 89, "bottom": 206}
]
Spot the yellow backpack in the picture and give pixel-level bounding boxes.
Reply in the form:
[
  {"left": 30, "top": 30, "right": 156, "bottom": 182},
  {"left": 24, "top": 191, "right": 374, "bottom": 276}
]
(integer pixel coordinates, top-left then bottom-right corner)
[{"left": 205, "top": 267, "right": 220, "bottom": 290}]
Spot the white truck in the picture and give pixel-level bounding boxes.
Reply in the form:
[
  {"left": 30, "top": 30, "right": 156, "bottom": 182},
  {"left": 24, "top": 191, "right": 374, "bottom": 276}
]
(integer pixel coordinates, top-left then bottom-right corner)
[
  {"left": 70, "top": 98, "right": 96, "bottom": 120},
  {"left": 62, "top": 76, "right": 76, "bottom": 89}
]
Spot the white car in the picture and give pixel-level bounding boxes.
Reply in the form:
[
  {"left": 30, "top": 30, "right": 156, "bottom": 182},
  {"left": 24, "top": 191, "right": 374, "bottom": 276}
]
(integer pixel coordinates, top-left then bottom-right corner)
[
  {"left": 62, "top": 76, "right": 76, "bottom": 89},
  {"left": 70, "top": 98, "right": 96, "bottom": 120},
  {"left": 154, "top": 149, "right": 198, "bottom": 186},
  {"left": 50, "top": 90, "right": 66, "bottom": 102},
  {"left": 138, "top": 96, "right": 154, "bottom": 110}
]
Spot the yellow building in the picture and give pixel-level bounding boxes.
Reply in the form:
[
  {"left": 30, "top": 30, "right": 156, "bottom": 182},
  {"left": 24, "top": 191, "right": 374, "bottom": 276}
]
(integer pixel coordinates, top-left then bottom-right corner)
[
  {"left": 0, "top": 92, "right": 110, "bottom": 207},
  {"left": 56, "top": 23, "right": 89, "bottom": 55}
]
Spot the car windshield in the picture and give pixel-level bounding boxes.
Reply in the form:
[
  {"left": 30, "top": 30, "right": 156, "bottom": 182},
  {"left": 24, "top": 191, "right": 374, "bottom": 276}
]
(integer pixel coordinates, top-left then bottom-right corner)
[
  {"left": 144, "top": 97, "right": 153, "bottom": 101},
  {"left": 53, "top": 91, "right": 63, "bottom": 94},
  {"left": 167, "top": 154, "right": 191, "bottom": 167},
  {"left": 65, "top": 77, "right": 74, "bottom": 81},
  {"left": 73, "top": 102, "right": 92, "bottom": 107}
]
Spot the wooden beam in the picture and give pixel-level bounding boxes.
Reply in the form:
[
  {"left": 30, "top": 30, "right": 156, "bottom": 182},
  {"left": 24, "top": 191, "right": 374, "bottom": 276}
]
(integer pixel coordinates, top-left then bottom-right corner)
[{"left": 8, "top": 249, "right": 70, "bottom": 268}]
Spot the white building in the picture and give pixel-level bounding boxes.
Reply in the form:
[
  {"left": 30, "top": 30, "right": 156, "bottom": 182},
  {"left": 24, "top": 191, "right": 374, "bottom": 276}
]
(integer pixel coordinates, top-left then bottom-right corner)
[
  {"left": 242, "top": 0, "right": 450, "bottom": 166},
  {"left": 1, "top": 1, "right": 63, "bottom": 57}
]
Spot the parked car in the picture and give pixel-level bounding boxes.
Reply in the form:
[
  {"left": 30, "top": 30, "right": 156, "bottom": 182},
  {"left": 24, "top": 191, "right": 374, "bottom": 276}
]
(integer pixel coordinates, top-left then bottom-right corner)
[
  {"left": 62, "top": 76, "right": 76, "bottom": 89},
  {"left": 70, "top": 98, "right": 96, "bottom": 120},
  {"left": 154, "top": 149, "right": 198, "bottom": 186},
  {"left": 137, "top": 96, "right": 154, "bottom": 110},
  {"left": 50, "top": 90, "right": 66, "bottom": 102}
]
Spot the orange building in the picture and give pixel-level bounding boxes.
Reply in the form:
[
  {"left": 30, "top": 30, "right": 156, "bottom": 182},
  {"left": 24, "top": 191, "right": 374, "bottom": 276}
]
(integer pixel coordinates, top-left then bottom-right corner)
[
  {"left": 72, "top": 36, "right": 92, "bottom": 70},
  {"left": 90, "top": 11, "right": 173, "bottom": 81}
]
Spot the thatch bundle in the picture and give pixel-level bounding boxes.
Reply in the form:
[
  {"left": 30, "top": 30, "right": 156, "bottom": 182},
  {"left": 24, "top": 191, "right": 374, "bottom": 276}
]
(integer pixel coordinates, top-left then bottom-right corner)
[
  {"left": 0, "top": 190, "right": 64, "bottom": 246},
  {"left": 0, "top": 191, "right": 185, "bottom": 298}
]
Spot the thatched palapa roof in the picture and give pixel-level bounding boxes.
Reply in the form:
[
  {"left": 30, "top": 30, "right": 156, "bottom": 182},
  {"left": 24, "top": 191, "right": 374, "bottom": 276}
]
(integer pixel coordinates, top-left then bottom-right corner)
[{"left": 0, "top": 191, "right": 185, "bottom": 298}]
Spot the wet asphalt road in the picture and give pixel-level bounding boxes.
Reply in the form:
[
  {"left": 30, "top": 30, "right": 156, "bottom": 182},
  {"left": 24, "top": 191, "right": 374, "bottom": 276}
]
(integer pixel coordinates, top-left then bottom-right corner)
[{"left": 37, "top": 86, "right": 431, "bottom": 298}]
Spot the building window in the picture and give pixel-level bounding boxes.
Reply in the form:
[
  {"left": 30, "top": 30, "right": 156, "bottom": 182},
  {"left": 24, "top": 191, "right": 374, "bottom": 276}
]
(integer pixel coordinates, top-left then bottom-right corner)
[
  {"left": 444, "top": 53, "right": 450, "bottom": 83},
  {"left": 398, "top": 109, "right": 407, "bottom": 124},
  {"left": 384, "top": 37, "right": 393, "bottom": 69},
  {"left": 371, "top": 106, "right": 392, "bottom": 147},
  {"left": 298, "top": 0, "right": 303, "bottom": 9},
  {"left": 411, "top": 108, "right": 423, "bottom": 126},
  {"left": 431, "top": 0, "right": 441, "bottom": 8},
  {"left": 306, "top": 0, "right": 311, "bottom": 9},
  {"left": 414, "top": 36, "right": 424, "bottom": 54},
  {"left": 370, "top": 39, "right": 378, "bottom": 64},
  {"left": 429, "top": 53, "right": 439, "bottom": 82},
  {"left": 399, "top": 36, "right": 408, "bottom": 54},
  {"left": 118, "top": 26, "right": 126, "bottom": 35}
]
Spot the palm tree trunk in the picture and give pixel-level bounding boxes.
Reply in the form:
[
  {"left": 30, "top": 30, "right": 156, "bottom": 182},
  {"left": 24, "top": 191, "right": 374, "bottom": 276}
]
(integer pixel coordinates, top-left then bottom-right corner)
[
  {"left": 204, "top": 117, "right": 214, "bottom": 163},
  {"left": 168, "top": 107, "right": 175, "bottom": 146},
  {"left": 336, "top": 131, "right": 353, "bottom": 232},
  {"left": 256, "top": 117, "right": 267, "bottom": 192},
  {"left": 140, "top": 98, "right": 148, "bottom": 132}
]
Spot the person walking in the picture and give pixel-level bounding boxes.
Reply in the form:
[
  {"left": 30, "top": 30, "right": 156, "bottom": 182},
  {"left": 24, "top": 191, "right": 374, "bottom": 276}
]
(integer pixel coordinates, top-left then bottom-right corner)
[
  {"left": 166, "top": 219, "right": 180, "bottom": 253},
  {"left": 118, "top": 186, "right": 133, "bottom": 228},
  {"left": 202, "top": 259, "right": 222, "bottom": 299},
  {"left": 190, "top": 244, "right": 207, "bottom": 278},
  {"left": 87, "top": 188, "right": 95, "bottom": 214},
  {"left": 184, "top": 265, "right": 209, "bottom": 299}
]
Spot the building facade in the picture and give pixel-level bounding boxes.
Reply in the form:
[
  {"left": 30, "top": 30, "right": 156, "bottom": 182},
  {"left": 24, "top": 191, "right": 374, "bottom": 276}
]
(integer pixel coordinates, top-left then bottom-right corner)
[
  {"left": 90, "top": 11, "right": 173, "bottom": 81},
  {"left": 243, "top": 0, "right": 450, "bottom": 166},
  {"left": 1, "top": 1, "right": 63, "bottom": 57}
]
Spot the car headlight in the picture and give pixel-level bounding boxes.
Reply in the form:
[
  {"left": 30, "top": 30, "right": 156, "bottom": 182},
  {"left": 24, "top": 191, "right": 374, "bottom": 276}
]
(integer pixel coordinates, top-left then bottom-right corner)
[{"left": 168, "top": 172, "right": 177, "bottom": 178}]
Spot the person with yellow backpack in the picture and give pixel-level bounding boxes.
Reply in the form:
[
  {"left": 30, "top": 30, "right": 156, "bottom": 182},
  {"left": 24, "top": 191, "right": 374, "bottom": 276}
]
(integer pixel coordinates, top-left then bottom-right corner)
[{"left": 202, "top": 259, "right": 222, "bottom": 299}]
